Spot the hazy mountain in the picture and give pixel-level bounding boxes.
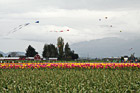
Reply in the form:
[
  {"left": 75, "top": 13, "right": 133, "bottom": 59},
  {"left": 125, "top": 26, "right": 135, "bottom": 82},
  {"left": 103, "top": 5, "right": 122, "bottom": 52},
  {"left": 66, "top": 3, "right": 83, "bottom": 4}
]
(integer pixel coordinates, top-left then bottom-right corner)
[
  {"left": 71, "top": 37, "right": 140, "bottom": 58},
  {"left": 7, "top": 52, "right": 25, "bottom": 57},
  {"left": 0, "top": 51, "right": 6, "bottom": 56},
  {"left": 0, "top": 51, "right": 25, "bottom": 57}
]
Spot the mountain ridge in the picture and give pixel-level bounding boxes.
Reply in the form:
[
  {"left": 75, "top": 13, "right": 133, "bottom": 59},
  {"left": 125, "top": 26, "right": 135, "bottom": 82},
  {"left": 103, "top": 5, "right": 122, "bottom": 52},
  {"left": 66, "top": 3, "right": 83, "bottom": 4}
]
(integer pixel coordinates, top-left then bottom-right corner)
[
  {"left": 0, "top": 51, "right": 25, "bottom": 57},
  {"left": 71, "top": 37, "right": 139, "bottom": 58}
]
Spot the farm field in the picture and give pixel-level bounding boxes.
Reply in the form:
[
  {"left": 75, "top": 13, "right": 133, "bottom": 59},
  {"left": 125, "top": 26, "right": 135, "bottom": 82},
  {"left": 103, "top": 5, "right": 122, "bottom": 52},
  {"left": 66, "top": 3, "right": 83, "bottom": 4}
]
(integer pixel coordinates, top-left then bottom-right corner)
[
  {"left": 0, "top": 63, "right": 140, "bottom": 92},
  {"left": 0, "top": 68, "right": 140, "bottom": 92}
]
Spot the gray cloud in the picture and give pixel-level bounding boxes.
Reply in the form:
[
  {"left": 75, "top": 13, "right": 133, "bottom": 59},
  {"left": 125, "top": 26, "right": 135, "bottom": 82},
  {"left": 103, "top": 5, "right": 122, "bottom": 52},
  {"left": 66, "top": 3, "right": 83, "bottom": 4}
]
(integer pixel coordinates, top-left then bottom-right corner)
[
  {"left": 0, "top": 0, "right": 140, "bottom": 14},
  {"left": 31, "top": 0, "right": 140, "bottom": 11},
  {"left": 0, "top": 0, "right": 140, "bottom": 57}
]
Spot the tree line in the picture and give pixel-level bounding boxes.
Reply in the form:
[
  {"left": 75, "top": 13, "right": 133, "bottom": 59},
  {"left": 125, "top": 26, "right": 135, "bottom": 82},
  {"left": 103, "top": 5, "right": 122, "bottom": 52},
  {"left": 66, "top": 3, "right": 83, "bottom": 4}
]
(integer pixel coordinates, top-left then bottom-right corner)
[{"left": 25, "top": 37, "right": 79, "bottom": 60}]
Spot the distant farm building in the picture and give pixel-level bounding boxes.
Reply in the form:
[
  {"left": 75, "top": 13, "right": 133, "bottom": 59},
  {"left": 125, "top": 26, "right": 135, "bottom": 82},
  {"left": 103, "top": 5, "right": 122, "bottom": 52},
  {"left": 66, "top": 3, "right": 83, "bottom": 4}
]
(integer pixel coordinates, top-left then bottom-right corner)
[
  {"left": 124, "top": 56, "right": 128, "bottom": 62},
  {"left": 49, "top": 58, "right": 58, "bottom": 61},
  {"left": 103, "top": 57, "right": 121, "bottom": 62},
  {"left": 0, "top": 57, "right": 20, "bottom": 60},
  {"left": 34, "top": 54, "right": 41, "bottom": 61},
  {"left": 0, "top": 54, "right": 41, "bottom": 61}
]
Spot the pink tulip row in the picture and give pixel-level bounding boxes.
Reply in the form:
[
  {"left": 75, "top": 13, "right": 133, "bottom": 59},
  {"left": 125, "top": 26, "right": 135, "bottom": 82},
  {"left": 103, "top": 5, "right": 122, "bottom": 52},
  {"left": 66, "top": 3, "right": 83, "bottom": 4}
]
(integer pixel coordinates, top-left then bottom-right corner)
[{"left": 0, "top": 63, "right": 140, "bottom": 69}]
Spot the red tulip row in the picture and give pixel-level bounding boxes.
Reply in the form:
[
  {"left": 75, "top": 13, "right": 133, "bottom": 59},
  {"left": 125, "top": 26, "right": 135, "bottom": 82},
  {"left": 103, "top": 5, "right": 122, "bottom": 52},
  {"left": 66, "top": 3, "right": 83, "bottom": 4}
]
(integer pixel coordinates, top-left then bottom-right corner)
[{"left": 0, "top": 63, "right": 140, "bottom": 69}]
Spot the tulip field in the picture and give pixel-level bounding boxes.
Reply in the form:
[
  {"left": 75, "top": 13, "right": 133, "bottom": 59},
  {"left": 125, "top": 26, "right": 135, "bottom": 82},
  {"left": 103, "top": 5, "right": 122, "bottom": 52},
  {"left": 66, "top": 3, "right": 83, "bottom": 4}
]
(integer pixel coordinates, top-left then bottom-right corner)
[
  {"left": 0, "top": 63, "right": 140, "bottom": 92},
  {"left": 0, "top": 63, "right": 140, "bottom": 69}
]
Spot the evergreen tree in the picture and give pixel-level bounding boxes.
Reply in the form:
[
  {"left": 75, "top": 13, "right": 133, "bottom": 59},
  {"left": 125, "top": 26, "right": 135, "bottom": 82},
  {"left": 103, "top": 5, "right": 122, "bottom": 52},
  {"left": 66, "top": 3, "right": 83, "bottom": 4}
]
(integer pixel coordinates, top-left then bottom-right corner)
[
  {"left": 0, "top": 53, "right": 3, "bottom": 57},
  {"left": 50, "top": 44, "right": 58, "bottom": 57},
  {"left": 69, "top": 50, "right": 79, "bottom": 60},
  {"left": 64, "top": 42, "right": 71, "bottom": 59},
  {"left": 42, "top": 44, "right": 58, "bottom": 58},
  {"left": 73, "top": 54, "right": 79, "bottom": 60},
  {"left": 26, "top": 45, "right": 38, "bottom": 57},
  {"left": 42, "top": 44, "right": 49, "bottom": 58},
  {"left": 57, "top": 37, "right": 64, "bottom": 59},
  {"left": 8, "top": 54, "right": 11, "bottom": 57}
]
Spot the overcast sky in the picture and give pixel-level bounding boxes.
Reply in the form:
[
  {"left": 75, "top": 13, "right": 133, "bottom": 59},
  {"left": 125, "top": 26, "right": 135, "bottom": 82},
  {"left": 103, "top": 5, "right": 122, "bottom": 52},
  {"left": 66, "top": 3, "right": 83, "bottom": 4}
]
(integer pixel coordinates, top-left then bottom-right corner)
[{"left": 0, "top": 0, "right": 140, "bottom": 55}]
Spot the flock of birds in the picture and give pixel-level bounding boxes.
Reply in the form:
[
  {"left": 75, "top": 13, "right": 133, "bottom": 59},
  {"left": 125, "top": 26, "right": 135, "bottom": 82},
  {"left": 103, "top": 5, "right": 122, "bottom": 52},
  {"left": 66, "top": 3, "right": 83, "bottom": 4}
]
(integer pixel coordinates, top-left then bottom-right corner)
[
  {"left": 99, "top": 17, "right": 122, "bottom": 32},
  {"left": 9, "top": 21, "right": 39, "bottom": 34},
  {"left": 100, "top": 17, "right": 132, "bottom": 51},
  {"left": 9, "top": 16, "right": 123, "bottom": 35},
  {"left": 7, "top": 17, "right": 133, "bottom": 51},
  {"left": 8, "top": 21, "right": 69, "bottom": 35}
]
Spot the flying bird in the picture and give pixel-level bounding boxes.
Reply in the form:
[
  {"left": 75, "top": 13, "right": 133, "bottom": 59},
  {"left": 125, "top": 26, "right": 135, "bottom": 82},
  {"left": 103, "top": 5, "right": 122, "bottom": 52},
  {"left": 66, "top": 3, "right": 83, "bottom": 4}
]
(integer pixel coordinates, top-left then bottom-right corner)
[
  {"left": 24, "top": 23, "right": 30, "bottom": 26},
  {"left": 105, "top": 17, "right": 108, "bottom": 19},
  {"left": 9, "top": 21, "right": 39, "bottom": 34},
  {"left": 60, "top": 30, "right": 64, "bottom": 32},
  {"left": 129, "top": 48, "right": 133, "bottom": 51},
  {"left": 35, "top": 21, "right": 39, "bottom": 23}
]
